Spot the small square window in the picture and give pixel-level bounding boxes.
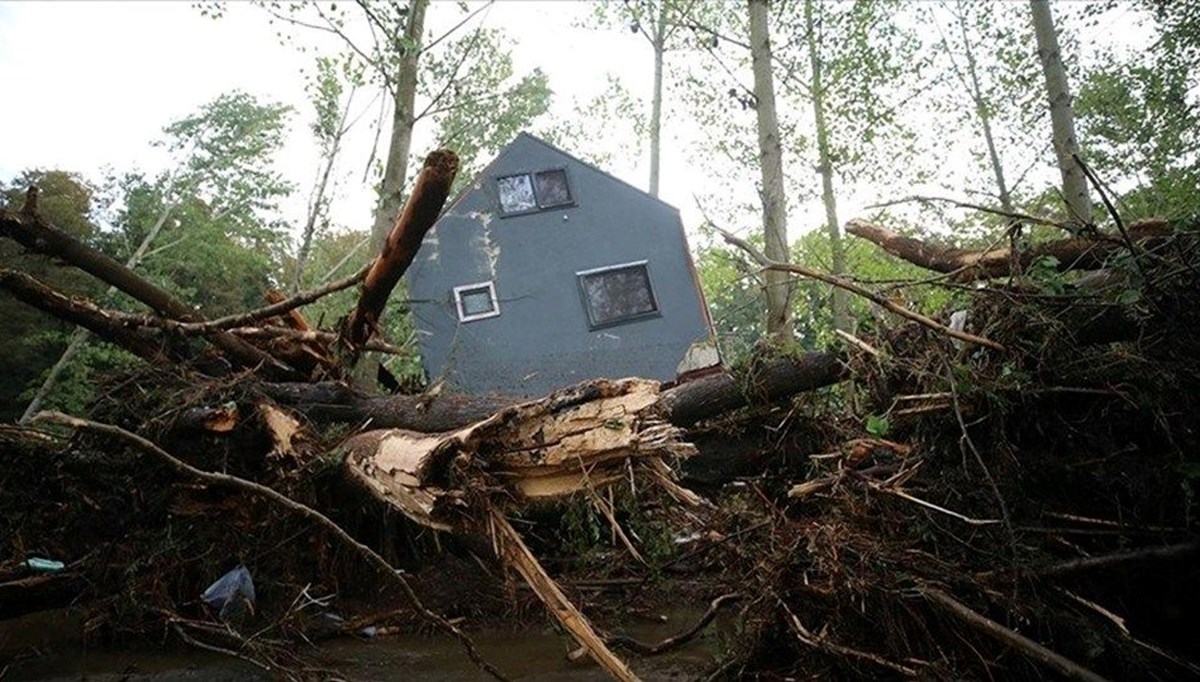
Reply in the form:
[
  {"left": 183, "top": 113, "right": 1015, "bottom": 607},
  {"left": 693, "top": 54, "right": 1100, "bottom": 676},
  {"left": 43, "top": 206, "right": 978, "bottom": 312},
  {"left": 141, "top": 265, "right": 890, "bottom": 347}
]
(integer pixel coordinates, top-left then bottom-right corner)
[
  {"left": 533, "top": 169, "right": 572, "bottom": 208},
  {"left": 496, "top": 174, "right": 536, "bottom": 214},
  {"left": 577, "top": 262, "right": 659, "bottom": 329},
  {"left": 453, "top": 281, "right": 500, "bottom": 322}
]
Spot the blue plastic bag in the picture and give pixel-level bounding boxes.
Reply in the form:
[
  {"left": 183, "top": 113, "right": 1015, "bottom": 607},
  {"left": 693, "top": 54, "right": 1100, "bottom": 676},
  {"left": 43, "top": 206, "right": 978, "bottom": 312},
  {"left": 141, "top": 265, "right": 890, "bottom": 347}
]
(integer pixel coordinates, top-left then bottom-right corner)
[{"left": 201, "top": 564, "right": 256, "bottom": 619}]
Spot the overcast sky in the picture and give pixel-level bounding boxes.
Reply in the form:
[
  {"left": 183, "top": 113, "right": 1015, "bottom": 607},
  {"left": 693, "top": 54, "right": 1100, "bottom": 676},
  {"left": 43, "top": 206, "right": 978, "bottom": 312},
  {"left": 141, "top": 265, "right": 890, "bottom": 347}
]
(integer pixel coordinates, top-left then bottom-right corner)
[
  {"left": 0, "top": 1, "right": 1159, "bottom": 249},
  {"left": 0, "top": 2, "right": 704, "bottom": 237}
]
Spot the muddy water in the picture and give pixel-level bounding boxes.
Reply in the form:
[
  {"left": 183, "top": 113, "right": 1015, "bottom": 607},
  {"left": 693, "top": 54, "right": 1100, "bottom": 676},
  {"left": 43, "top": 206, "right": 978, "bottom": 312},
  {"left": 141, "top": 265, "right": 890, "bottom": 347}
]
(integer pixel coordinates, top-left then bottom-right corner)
[{"left": 3, "top": 606, "right": 723, "bottom": 681}]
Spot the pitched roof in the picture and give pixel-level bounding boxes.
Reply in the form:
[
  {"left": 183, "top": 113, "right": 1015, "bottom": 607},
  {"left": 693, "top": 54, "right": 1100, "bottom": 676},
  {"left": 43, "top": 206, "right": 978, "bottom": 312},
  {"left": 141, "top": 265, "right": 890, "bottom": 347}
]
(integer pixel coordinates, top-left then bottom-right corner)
[{"left": 441, "top": 132, "right": 681, "bottom": 216}]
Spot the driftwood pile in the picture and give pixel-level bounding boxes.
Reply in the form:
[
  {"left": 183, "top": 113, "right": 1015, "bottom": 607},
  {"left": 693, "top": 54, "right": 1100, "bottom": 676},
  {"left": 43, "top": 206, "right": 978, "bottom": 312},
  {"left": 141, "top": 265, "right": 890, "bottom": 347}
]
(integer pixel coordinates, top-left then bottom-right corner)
[{"left": 3, "top": 146, "right": 1199, "bottom": 681}]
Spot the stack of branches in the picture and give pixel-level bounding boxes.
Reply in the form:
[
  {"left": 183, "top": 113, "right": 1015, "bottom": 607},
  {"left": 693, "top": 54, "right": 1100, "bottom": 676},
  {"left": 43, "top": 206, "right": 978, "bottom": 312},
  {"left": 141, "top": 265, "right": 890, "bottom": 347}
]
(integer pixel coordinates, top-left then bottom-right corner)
[
  {"left": 5, "top": 140, "right": 1200, "bottom": 681},
  {"left": 701, "top": 210, "right": 1200, "bottom": 680}
]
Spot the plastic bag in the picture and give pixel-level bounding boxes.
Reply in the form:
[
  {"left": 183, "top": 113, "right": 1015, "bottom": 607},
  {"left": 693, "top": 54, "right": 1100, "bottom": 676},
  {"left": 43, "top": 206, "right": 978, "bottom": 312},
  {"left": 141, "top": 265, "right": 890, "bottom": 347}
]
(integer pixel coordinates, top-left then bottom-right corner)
[{"left": 201, "top": 564, "right": 256, "bottom": 619}]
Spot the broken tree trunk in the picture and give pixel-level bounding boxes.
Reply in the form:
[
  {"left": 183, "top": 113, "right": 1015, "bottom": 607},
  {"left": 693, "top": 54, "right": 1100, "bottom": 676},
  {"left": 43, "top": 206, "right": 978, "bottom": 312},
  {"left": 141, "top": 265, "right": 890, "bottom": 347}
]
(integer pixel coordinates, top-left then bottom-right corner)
[
  {"left": 344, "top": 149, "right": 459, "bottom": 351},
  {"left": 263, "top": 350, "right": 848, "bottom": 434},
  {"left": 845, "top": 218, "right": 1173, "bottom": 281},
  {"left": 0, "top": 269, "right": 168, "bottom": 362},
  {"left": 0, "top": 201, "right": 295, "bottom": 378},
  {"left": 340, "top": 378, "right": 698, "bottom": 679}
]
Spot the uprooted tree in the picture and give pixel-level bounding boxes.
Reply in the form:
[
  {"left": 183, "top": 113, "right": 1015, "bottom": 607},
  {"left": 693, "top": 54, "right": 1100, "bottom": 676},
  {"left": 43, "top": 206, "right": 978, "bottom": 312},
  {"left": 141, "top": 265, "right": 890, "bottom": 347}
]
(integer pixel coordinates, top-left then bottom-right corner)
[{"left": 2, "top": 147, "right": 1199, "bottom": 680}]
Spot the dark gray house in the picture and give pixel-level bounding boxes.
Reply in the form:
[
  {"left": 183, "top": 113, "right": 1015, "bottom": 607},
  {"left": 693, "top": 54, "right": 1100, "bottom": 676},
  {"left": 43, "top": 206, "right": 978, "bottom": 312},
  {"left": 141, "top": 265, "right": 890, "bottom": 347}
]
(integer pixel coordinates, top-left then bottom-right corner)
[{"left": 405, "top": 133, "right": 719, "bottom": 397}]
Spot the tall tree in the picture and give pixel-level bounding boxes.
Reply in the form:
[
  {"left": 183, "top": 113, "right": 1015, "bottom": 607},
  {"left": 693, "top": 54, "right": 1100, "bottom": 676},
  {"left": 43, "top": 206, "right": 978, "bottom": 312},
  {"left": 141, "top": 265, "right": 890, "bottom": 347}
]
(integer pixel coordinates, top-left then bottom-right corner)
[
  {"left": 748, "top": 0, "right": 793, "bottom": 338},
  {"left": 295, "top": 55, "right": 362, "bottom": 291},
  {"left": 250, "top": 1, "right": 549, "bottom": 254},
  {"left": 782, "top": 0, "right": 918, "bottom": 333},
  {"left": 1029, "top": 0, "right": 1091, "bottom": 224},
  {"left": 931, "top": 0, "right": 1027, "bottom": 214},
  {"left": 16, "top": 93, "right": 294, "bottom": 421}
]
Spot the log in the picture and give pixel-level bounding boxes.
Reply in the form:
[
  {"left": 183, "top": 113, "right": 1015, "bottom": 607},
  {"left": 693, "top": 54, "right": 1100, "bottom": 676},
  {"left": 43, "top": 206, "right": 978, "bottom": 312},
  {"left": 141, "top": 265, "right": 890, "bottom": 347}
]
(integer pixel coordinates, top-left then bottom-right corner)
[
  {"left": 0, "top": 269, "right": 167, "bottom": 362},
  {"left": 264, "top": 351, "right": 849, "bottom": 434},
  {"left": 845, "top": 218, "right": 1174, "bottom": 282},
  {"left": 340, "top": 378, "right": 696, "bottom": 680},
  {"left": 344, "top": 150, "right": 459, "bottom": 349},
  {"left": 0, "top": 203, "right": 296, "bottom": 378}
]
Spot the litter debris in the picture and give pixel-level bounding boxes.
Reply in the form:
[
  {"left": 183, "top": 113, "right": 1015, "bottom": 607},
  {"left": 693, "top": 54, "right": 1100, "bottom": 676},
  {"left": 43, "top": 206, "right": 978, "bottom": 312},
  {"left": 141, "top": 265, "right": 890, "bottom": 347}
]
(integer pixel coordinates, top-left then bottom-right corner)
[
  {"left": 24, "top": 557, "right": 65, "bottom": 573},
  {"left": 201, "top": 564, "right": 256, "bottom": 619}
]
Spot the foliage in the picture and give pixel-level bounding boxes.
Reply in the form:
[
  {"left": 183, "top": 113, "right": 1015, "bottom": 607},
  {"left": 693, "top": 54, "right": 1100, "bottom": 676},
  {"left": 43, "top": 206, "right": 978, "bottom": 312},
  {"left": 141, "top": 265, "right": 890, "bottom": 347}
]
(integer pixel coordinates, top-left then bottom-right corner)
[
  {"left": 422, "top": 28, "right": 552, "bottom": 191},
  {"left": 695, "top": 222, "right": 960, "bottom": 365},
  {"left": 157, "top": 90, "right": 295, "bottom": 259},
  {"left": 0, "top": 171, "right": 105, "bottom": 420},
  {"left": 1075, "top": 58, "right": 1200, "bottom": 222}
]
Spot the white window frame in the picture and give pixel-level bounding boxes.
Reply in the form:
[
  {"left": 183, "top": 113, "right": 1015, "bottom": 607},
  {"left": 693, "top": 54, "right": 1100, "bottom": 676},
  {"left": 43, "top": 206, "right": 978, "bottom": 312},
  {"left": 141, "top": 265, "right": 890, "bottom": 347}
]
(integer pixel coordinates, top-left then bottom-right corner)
[
  {"left": 575, "top": 260, "right": 660, "bottom": 329},
  {"left": 453, "top": 281, "right": 500, "bottom": 322}
]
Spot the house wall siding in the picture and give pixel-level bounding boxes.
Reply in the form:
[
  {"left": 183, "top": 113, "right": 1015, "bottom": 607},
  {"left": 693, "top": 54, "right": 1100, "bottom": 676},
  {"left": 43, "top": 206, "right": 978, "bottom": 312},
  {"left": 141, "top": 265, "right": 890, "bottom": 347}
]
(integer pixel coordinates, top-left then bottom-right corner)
[{"left": 406, "top": 134, "right": 715, "bottom": 396}]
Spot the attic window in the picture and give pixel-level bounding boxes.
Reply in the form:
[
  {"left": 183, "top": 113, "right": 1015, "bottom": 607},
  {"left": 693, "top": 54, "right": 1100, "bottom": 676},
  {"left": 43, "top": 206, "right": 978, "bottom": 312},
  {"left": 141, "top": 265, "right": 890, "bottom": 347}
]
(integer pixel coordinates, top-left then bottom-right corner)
[
  {"left": 497, "top": 168, "right": 574, "bottom": 215},
  {"left": 577, "top": 261, "right": 659, "bottom": 329},
  {"left": 454, "top": 281, "right": 500, "bottom": 322}
]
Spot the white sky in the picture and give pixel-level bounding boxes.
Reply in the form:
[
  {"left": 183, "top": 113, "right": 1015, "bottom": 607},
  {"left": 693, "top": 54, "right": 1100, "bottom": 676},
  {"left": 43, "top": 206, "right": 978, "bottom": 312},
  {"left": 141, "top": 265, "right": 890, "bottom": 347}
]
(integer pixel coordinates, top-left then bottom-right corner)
[
  {"left": 0, "top": 1, "right": 712, "bottom": 239},
  {"left": 0, "top": 1, "right": 1161, "bottom": 251}
]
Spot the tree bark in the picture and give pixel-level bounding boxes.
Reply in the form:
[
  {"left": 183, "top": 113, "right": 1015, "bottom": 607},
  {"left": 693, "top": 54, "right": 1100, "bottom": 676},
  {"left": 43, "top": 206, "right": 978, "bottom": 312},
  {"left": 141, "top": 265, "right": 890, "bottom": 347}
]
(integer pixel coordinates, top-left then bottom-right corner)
[
  {"left": 264, "top": 350, "right": 848, "bottom": 433},
  {"left": 370, "top": 0, "right": 428, "bottom": 254},
  {"left": 748, "top": 0, "right": 794, "bottom": 339},
  {"left": 805, "top": 0, "right": 850, "bottom": 333},
  {"left": 845, "top": 218, "right": 1173, "bottom": 281},
  {"left": 296, "top": 85, "right": 356, "bottom": 292},
  {"left": 344, "top": 149, "right": 459, "bottom": 351},
  {"left": 1029, "top": 0, "right": 1091, "bottom": 224},
  {"left": 0, "top": 269, "right": 168, "bottom": 363},
  {"left": 19, "top": 198, "right": 178, "bottom": 422},
  {"left": 0, "top": 208, "right": 295, "bottom": 379},
  {"left": 648, "top": 3, "right": 666, "bottom": 198},
  {"left": 954, "top": 1, "right": 1014, "bottom": 214}
]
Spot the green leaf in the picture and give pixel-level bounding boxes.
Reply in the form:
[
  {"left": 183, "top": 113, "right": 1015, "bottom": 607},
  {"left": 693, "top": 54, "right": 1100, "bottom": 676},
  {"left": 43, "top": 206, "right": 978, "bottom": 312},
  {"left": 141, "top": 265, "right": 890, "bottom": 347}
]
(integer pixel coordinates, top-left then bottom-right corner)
[{"left": 866, "top": 414, "right": 891, "bottom": 437}]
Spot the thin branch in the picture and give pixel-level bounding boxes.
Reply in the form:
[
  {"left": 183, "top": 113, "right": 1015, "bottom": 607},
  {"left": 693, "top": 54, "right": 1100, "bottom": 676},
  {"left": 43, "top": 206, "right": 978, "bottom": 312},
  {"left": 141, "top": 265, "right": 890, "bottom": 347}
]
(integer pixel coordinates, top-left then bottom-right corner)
[
  {"left": 603, "top": 593, "right": 741, "bottom": 656},
  {"left": 229, "top": 326, "right": 409, "bottom": 355},
  {"left": 33, "top": 411, "right": 511, "bottom": 682},
  {"left": 419, "top": 0, "right": 495, "bottom": 56},
  {"left": 414, "top": 18, "right": 489, "bottom": 122},
  {"left": 715, "top": 225, "right": 1006, "bottom": 351},
  {"left": 921, "top": 588, "right": 1110, "bottom": 682},
  {"left": 867, "top": 194, "right": 1072, "bottom": 231},
  {"left": 127, "top": 264, "right": 369, "bottom": 334},
  {"left": 780, "top": 598, "right": 919, "bottom": 676}
]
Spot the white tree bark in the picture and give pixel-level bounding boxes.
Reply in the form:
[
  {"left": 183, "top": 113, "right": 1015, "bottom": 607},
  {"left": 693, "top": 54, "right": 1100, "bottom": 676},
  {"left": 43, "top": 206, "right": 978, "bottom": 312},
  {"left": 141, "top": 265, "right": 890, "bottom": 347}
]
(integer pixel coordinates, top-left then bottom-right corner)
[
  {"left": 748, "top": 0, "right": 793, "bottom": 339},
  {"left": 648, "top": 3, "right": 666, "bottom": 197},
  {"left": 804, "top": 0, "right": 849, "bottom": 333},
  {"left": 370, "top": 0, "right": 428, "bottom": 253},
  {"left": 1029, "top": 0, "right": 1091, "bottom": 223}
]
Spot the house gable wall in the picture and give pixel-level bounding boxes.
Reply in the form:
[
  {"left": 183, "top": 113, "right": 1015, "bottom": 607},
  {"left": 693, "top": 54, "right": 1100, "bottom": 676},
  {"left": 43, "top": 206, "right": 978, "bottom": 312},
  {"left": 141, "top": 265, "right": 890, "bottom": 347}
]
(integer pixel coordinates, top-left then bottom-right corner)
[{"left": 406, "top": 134, "right": 714, "bottom": 396}]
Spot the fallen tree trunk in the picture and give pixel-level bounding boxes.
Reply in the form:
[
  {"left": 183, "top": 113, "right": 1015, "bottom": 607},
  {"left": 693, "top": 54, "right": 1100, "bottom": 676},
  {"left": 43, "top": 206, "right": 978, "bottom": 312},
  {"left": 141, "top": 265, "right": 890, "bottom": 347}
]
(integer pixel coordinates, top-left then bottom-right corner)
[
  {"left": 0, "top": 269, "right": 168, "bottom": 362},
  {"left": 339, "top": 378, "right": 699, "bottom": 680},
  {"left": 1, "top": 200, "right": 295, "bottom": 378},
  {"left": 263, "top": 350, "right": 848, "bottom": 433},
  {"left": 845, "top": 218, "right": 1174, "bottom": 281}
]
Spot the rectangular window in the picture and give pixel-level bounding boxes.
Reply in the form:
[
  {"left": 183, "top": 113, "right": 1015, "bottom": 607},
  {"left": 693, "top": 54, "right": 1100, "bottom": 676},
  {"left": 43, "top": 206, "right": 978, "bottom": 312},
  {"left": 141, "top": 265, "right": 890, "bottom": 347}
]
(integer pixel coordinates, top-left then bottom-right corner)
[
  {"left": 497, "top": 168, "right": 574, "bottom": 215},
  {"left": 453, "top": 281, "right": 500, "bottom": 322},
  {"left": 533, "top": 169, "right": 572, "bottom": 207},
  {"left": 496, "top": 174, "right": 537, "bottom": 214},
  {"left": 577, "top": 261, "right": 659, "bottom": 329}
]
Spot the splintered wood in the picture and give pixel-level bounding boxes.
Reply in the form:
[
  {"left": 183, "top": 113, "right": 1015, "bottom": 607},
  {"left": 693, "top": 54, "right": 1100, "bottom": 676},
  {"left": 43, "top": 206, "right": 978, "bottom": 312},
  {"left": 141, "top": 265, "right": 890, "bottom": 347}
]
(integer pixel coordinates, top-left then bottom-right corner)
[
  {"left": 340, "top": 377, "right": 697, "bottom": 680},
  {"left": 341, "top": 377, "right": 696, "bottom": 527}
]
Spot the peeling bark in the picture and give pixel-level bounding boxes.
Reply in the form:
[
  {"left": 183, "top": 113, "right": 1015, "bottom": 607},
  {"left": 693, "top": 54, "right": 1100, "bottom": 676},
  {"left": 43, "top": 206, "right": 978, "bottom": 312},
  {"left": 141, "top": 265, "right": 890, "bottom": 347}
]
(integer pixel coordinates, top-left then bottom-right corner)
[
  {"left": 845, "top": 218, "right": 1174, "bottom": 281},
  {"left": 344, "top": 149, "right": 459, "bottom": 351}
]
